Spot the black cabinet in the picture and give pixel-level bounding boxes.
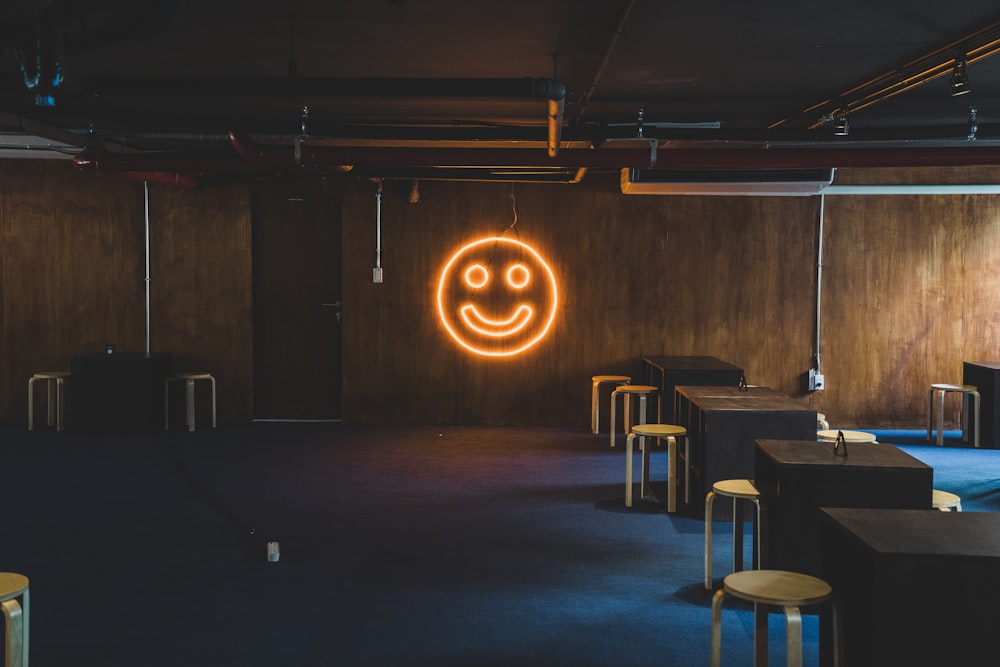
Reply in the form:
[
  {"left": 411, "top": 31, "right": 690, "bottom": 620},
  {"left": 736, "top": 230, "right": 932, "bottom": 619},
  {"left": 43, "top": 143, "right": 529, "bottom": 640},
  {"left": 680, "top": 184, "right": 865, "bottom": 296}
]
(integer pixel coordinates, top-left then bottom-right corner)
[
  {"left": 640, "top": 355, "right": 744, "bottom": 424},
  {"left": 70, "top": 353, "right": 171, "bottom": 434},
  {"left": 963, "top": 361, "right": 1000, "bottom": 449}
]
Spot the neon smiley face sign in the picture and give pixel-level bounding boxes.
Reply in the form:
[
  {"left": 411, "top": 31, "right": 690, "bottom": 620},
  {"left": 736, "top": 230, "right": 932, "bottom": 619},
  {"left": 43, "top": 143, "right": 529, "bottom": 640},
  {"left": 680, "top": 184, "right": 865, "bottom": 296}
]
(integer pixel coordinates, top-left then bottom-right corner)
[{"left": 436, "top": 237, "right": 558, "bottom": 357}]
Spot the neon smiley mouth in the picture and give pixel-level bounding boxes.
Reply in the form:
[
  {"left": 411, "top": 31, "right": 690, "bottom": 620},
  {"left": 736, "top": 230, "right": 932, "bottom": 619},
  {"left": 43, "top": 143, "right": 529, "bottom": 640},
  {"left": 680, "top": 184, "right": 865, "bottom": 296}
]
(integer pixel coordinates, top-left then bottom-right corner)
[{"left": 458, "top": 304, "right": 534, "bottom": 337}]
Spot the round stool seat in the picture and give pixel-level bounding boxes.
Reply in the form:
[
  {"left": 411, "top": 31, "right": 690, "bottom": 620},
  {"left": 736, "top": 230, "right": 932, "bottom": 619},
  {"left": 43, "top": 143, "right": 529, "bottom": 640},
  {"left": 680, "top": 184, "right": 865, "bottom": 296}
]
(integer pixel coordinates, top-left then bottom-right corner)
[
  {"left": 630, "top": 423, "right": 686, "bottom": 438},
  {"left": 932, "top": 489, "right": 962, "bottom": 511},
  {"left": 931, "top": 383, "right": 976, "bottom": 392},
  {"left": 172, "top": 372, "right": 213, "bottom": 380},
  {"left": 613, "top": 384, "right": 657, "bottom": 394},
  {"left": 712, "top": 478, "right": 759, "bottom": 500},
  {"left": 32, "top": 371, "right": 69, "bottom": 380},
  {"left": 723, "top": 569, "right": 831, "bottom": 606},
  {"left": 0, "top": 573, "right": 28, "bottom": 601},
  {"left": 592, "top": 374, "right": 630, "bottom": 383},
  {"left": 817, "top": 429, "right": 877, "bottom": 443}
]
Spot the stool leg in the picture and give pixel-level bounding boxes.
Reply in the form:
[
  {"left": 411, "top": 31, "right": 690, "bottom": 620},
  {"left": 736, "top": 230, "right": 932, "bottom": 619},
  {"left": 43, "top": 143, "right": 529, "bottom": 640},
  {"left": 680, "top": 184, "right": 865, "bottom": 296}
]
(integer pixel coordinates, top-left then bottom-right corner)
[
  {"left": 784, "top": 605, "right": 803, "bottom": 667},
  {"left": 164, "top": 379, "right": 171, "bottom": 429},
  {"left": 683, "top": 436, "right": 690, "bottom": 505},
  {"left": 637, "top": 394, "right": 647, "bottom": 454},
  {"left": 625, "top": 432, "right": 635, "bottom": 507},
  {"left": 753, "top": 602, "right": 769, "bottom": 667},
  {"left": 640, "top": 434, "right": 651, "bottom": 501},
  {"left": 609, "top": 391, "right": 618, "bottom": 448},
  {"left": 3, "top": 595, "right": 27, "bottom": 667},
  {"left": 705, "top": 491, "right": 715, "bottom": 589},
  {"left": 56, "top": 377, "right": 65, "bottom": 432},
  {"left": 591, "top": 381, "right": 600, "bottom": 434},
  {"left": 46, "top": 378, "right": 55, "bottom": 428},
  {"left": 753, "top": 499, "right": 762, "bottom": 570},
  {"left": 733, "top": 497, "right": 745, "bottom": 573},
  {"left": 665, "top": 436, "right": 676, "bottom": 513},
  {"left": 936, "top": 389, "right": 946, "bottom": 446},
  {"left": 973, "top": 391, "right": 980, "bottom": 448},
  {"left": 622, "top": 394, "right": 632, "bottom": 448},
  {"left": 710, "top": 589, "right": 725, "bottom": 667},
  {"left": 210, "top": 376, "right": 217, "bottom": 428},
  {"left": 27, "top": 377, "right": 36, "bottom": 431},
  {"left": 927, "top": 387, "right": 935, "bottom": 441},
  {"left": 186, "top": 379, "right": 196, "bottom": 432}
]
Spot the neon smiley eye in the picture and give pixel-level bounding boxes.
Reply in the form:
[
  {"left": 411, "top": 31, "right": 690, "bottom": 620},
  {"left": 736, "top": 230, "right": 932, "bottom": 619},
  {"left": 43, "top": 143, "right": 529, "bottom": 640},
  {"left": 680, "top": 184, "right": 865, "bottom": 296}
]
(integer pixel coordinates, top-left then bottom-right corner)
[
  {"left": 506, "top": 263, "right": 530, "bottom": 289},
  {"left": 464, "top": 264, "right": 489, "bottom": 288}
]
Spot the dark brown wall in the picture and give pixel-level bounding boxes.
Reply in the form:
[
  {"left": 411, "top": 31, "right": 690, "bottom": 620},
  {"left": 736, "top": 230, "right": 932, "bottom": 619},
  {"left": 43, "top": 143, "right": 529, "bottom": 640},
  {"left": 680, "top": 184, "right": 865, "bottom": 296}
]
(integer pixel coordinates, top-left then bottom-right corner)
[
  {"left": 3, "top": 160, "right": 999, "bottom": 430},
  {"left": 2, "top": 161, "right": 253, "bottom": 425}
]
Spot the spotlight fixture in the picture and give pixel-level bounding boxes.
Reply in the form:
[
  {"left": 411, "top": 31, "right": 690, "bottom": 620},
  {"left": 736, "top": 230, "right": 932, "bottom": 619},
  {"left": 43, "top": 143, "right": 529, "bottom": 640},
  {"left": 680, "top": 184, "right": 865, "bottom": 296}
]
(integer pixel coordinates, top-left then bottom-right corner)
[
  {"left": 950, "top": 58, "right": 971, "bottom": 97},
  {"left": 833, "top": 113, "right": 850, "bottom": 136}
]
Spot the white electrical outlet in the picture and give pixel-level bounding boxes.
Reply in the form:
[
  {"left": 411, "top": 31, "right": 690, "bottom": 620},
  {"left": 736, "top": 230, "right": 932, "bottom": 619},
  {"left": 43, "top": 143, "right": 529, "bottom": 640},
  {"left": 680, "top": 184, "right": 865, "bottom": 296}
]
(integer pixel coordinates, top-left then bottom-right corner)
[{"left": 808, "top": 369, "right": 825, "bottom": 391}]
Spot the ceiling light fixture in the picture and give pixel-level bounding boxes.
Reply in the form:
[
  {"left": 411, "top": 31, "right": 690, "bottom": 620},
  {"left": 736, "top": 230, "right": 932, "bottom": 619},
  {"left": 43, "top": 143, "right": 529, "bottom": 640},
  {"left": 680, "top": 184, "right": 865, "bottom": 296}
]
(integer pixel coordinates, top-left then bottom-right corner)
[
  {"left": 833, "top": 112, "right": 850, "bottom": 136},
  {"left": 950, "top": 57, "right": 971, "bottom": 96}
]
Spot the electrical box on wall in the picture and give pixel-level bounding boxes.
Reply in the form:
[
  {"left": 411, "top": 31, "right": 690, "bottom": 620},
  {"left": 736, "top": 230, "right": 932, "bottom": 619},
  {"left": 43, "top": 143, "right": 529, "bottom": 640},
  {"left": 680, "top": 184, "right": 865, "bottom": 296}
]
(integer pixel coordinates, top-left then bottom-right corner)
[{"left": 808, "top": 368, "right": 826, "bottom": 391}]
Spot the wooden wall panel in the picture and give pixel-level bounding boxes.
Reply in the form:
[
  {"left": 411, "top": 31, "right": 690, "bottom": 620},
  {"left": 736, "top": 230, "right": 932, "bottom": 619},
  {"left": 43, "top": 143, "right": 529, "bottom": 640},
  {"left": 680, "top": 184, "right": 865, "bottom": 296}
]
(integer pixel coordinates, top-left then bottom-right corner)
[
  {"left": 821, "top": 191, "right": 1000, "bottom": 427},
  {"left": 4, "top": 162, "right": 1000, "bottom": 430},
  {"left": 340, "top": 175, "right": 821, "bottom": 425},
  {"left": 149, "top": 183, "right": 254, "bottom": 424},
  {"left": 1, "top": 161, "right": 147, "bottom": 423}
]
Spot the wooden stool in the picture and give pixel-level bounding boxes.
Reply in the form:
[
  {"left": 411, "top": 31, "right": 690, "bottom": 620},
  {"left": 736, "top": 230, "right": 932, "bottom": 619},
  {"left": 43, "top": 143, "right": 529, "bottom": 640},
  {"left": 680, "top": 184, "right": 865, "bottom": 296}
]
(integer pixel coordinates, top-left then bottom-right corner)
[
  {"left": 816, "top": 429, "right": 877, "bottom": 444},
  {"left": 28, "top": 371, "right": 70, "bottom": 431},
  {"left": 711, "top": 569, "right": 838, "bottom": 667},
  {"left": 927, "top": 383, "right": 980, "bottom": 447},
  {"left": 625, "top": 424, "right": 687, "bottom": 512},
  {"left": 591, "top": 375, "right": 630, "bottom": 434},
  {"left": 705, "top": 479, "right": 761, "bottom": 590},
  {"left": 932, "top": 489, "right": 963, "bottom": 511},
  {"left": 609, "top": 384, "right": 658, "bottom": 448},
  {"left": 165, "top": 372, "right": 217, "bottom": 432},
  {"left": 816, "top": 413, "right": 829, "bottom": 430},
  {"left": 0, "top": 572, "right": 29, "bottom": 667}
]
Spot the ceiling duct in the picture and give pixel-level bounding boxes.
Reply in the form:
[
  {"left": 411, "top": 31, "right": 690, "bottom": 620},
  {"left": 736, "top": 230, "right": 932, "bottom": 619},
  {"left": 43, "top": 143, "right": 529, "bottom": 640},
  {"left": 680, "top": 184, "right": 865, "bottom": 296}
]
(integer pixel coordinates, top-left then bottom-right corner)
[{"left": 620, "top": 168, "right": 835, "bottom": 196}]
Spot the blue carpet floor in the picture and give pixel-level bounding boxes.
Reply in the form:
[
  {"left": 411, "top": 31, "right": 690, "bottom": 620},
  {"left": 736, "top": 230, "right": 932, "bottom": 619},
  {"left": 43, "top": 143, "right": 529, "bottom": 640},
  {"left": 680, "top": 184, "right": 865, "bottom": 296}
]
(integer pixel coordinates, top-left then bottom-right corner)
[{"left": 2, "top": 423, "right": 998, "bottom": 666}]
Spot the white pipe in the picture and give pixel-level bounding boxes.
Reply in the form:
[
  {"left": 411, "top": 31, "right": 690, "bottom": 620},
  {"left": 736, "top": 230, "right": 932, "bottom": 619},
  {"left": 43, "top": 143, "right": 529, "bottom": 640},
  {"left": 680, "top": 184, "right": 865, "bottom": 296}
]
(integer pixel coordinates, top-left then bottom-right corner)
[
  {"left": 144, "top": 180, "right": 151, "bottom": 357},
  {"left": 824, "top": 184, "right": 1000, "bottom": 195},
  {"left": 815, "top": 194, "right": 824, "bottom": 372}
]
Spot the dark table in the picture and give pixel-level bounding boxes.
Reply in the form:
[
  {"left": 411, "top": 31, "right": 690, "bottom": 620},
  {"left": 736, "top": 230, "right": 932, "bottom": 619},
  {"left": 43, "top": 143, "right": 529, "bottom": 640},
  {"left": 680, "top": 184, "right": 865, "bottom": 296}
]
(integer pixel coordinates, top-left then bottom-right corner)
[
  {"left": 676, "top": 394, "right": 815, "bottom": 518},
  {"left": 963, "top": 360, "right": 1000, "bottom": 448},
  {"left": 754, "top": 439, "right": 932, "bottom": 577},
  {"left": 640, "top": 356, "right": 744, "bottom": 424},
  {"left": 820, "top": 508, "right": 1000, "bottom": 667},
  {"left": 70, "top": 353, "right": 171, "bottom": 434}
]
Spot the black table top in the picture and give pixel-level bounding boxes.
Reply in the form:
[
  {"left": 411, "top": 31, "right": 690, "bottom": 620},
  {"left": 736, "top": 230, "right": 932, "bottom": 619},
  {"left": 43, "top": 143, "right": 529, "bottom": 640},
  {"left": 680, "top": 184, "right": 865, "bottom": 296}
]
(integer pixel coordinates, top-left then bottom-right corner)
[
  {"left": 756, "top": 439, "right": 930, "bottom": 471},
  {"left": 821, "top": 507, "right": 1000, "bottom": 557}
]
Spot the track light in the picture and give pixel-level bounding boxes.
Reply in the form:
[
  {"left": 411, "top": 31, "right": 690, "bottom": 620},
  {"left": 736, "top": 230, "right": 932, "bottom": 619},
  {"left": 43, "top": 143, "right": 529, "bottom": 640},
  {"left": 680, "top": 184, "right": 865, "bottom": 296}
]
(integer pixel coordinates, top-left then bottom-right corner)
[
  {"left": 833, "top": 113, "right": 849, "bottom": 136},
  {"left": 950, "top": 58, "right": 971, "bottom": 97}
]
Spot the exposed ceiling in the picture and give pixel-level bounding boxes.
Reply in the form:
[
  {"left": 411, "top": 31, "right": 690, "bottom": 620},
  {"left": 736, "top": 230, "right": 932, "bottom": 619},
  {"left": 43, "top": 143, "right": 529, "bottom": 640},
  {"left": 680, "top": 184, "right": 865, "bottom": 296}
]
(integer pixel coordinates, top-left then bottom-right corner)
[{"left": 2, "top": 0, "right": 1000, "bottom": 186}]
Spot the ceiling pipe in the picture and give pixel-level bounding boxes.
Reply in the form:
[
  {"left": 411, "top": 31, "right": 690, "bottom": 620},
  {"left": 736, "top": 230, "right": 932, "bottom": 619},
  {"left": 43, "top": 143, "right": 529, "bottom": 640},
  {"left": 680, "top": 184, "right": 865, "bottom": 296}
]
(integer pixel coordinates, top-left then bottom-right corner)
[
  {"left": 74, "top": 144, "right": 1000, "bottom": 174},
  {"left": 85, "top": 75, "right": 567, "bottom": 155}
]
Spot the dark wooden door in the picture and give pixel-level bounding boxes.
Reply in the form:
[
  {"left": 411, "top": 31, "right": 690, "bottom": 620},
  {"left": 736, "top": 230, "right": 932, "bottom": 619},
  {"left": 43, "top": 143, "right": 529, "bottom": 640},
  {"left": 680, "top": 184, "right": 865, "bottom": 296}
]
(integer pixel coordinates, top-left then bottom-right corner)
[{"left": 252, "top": 187, "right": 342, "bottom": 419}]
